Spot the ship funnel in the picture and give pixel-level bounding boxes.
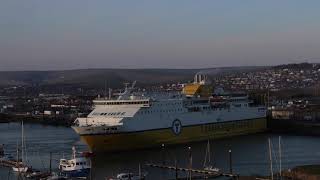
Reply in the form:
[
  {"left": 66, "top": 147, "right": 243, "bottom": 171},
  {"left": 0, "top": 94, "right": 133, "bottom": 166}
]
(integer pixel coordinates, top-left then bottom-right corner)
[{"left": 194, "top": 72, "right": 211, "bottom": 85}]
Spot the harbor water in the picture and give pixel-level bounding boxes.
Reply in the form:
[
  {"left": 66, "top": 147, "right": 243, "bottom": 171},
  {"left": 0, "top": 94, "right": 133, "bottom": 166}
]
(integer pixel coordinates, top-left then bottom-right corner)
[{"left": 1, "top": 122, "right": 320, "bottom": 179}]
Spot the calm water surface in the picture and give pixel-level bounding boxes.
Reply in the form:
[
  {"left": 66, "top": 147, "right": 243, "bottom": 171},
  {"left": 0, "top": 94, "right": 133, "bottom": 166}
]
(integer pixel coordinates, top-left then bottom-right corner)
[{"left": 1, "top": 122, "right": 320, "bottom": 180}]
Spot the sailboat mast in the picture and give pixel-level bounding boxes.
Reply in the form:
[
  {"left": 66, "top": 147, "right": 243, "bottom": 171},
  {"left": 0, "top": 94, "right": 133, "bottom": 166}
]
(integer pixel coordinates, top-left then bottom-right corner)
[
  {"left": 268, "top": 138, "right": 274, "bottom": 180},
  {"left": 203, "top": 140, "right": 210, "bottom": 167},
  {"left": 279, "top": 136, "right": 282, "bottom": 178},
  {"left": 208, "top": 140, "right": 211, "bottom": 164},
  {"left": 16, "top": 142, "right": 19, "bottom": 165},
  {"left": 21, "top": 121, "right": 24, "bottom": 164}
]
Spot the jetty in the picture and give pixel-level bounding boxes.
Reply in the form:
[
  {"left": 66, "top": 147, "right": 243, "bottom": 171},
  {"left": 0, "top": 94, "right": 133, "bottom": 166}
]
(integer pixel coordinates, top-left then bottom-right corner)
[
  {"left": 0, "top": 158, "right": 17, "bottom": 168},
  {"left": 146, "top": 163, "right": 239, "bottom": 179}
]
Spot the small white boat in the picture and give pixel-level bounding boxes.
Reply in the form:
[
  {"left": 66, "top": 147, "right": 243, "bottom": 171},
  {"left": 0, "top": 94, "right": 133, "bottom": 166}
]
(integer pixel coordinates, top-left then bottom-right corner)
[
  {"left": 203, "top": 140, "right": 221, "bottom": 173},
  {"left": 40, "top": 172, "right": 66, "bottom": 180},
  {"left": 204, "top": 166, "right": 220, "bottom": 173},
  {"left": 107, "top": 173, "right": 147, "bottom": 180},
  {"left": 59, "top": 146, "right": 91, "bottom": 178},
  {"left": 25, "top": 170, "right": 47, "bottom": 179},
  {"left": 107, "top": 164, "right": 147, "bottom": 180},
  {"left": 12, "top": 165, "right": 28, "bottom": 173}
]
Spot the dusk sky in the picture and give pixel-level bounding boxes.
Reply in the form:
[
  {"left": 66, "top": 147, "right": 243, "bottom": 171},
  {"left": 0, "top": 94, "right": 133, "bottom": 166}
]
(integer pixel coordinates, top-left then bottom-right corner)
[{"left": 1, "top": 0, "right": 320, "bottom": 71}]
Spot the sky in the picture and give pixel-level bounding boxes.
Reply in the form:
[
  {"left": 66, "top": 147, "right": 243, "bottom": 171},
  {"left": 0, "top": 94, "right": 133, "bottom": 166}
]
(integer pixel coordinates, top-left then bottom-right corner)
[{"left": 1, "top": 0, "right": 320, "bottom": 71}]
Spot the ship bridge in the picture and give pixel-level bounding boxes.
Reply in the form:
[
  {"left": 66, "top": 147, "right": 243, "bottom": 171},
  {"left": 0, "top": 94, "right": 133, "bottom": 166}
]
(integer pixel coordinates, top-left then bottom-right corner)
[{"left": 74, "top": 102, "right": 143, "bottom": 127}]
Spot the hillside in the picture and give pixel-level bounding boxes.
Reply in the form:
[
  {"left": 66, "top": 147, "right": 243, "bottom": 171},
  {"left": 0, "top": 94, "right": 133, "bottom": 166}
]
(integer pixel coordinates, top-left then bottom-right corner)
[{"left": 0, "top": 66, "right": 265, "bottom": 89}]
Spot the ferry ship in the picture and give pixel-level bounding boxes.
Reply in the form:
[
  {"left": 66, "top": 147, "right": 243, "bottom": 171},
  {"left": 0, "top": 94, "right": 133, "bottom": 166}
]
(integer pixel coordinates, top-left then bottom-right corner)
[{"left": 72, "top": 73, "right": 267, "bottom": 152}]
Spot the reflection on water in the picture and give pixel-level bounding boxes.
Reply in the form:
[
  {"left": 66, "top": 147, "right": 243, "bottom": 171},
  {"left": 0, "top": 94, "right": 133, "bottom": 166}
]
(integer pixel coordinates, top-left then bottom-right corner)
[{"left": 1, "top": 122, "right": 320, "bottom": 179}]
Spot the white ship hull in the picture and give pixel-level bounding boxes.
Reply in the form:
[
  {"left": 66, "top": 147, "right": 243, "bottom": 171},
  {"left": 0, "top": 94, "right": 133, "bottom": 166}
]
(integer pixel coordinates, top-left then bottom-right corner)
[
  {"left": 72, "top": 73, "right": 267, "bottom": 152},
  {"left": 73, "top": 99, "right": 266, "bottom": 152},
  {"left": 75, "top": 118, "right": 266, "bottom": 152}
]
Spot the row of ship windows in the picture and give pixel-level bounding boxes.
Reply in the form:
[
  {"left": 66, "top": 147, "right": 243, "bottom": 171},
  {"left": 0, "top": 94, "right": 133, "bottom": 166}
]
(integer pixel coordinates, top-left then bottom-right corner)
[
  {"left": 190, "top": 103, "right": 248, "bottom": 110},
  {"left": 201, "top": 120, "right": 254, "bottom": 132},
  {"left": 103, "top": 127, "right": 118, "bottom": 131},
  {"left": 76, "top": 162, "right": 87, "bottom": 166},
  {"left": 137, "top": 104, "right": 249, "bottom": 115},
  {"left": 233, "top": 104, "right": 248, "bottom": 107},
  {"left": 96, "top": 101, "right": 149, "bottom": 105},
  {"left": 138, "top": 109, "right": 184, "bottom": 114},
  {"left": 230, "top": 99, "right": 248, "bottom": 102},
  {"left": 153, "top": 102, "right": 183, "bottom": 106},
  {"left": 95, "top": 104, "right": 249, "bottom": 116},
  {"left": 84, "top": 124, "right": 118, "bottom": 131},
  {"left": 97, "top": 112, "right": 126, "bottom": 116}
]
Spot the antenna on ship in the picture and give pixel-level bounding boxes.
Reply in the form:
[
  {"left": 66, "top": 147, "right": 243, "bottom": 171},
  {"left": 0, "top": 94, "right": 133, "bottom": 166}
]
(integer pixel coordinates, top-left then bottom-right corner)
[
  {"left": 131, "top": 81, "right": 137, "bottom": 89},
  {"left": 124, "top": 81, "right": 136, "bottom": 91},
  {"left": 104, "top": 80, "right": 107, "bottom": 99},
  {"left": 124, "top": 82, "right": 130, "bottom": 91},
  {"left": 108, "top": 88, "right": 112, "bottom": 100},
  {"left": 118, "top": 81, "right": 137, "bottom": 100}
]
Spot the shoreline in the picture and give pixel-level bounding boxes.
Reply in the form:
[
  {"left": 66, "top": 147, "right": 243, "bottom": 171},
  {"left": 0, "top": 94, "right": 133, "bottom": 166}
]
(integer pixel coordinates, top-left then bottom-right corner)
[
  {"left": 239, "top": 164, "right": 320, "bottom": 180},
  {"left": 0, "top": 113, "right": 74, "bottom": 127}
]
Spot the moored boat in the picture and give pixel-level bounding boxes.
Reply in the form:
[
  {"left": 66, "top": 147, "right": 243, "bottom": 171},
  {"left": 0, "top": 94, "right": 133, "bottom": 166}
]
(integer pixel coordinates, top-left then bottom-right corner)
[
  {"left": 107, "top": 172, "right": 147, "bottom": 180},
  {"left": 12, "top": 121, "right": 30, "bottom": 173},
  {"left": 59, "top": 146, "right": 91, "bottom": 178},
  {"left": 203, "top": 140, "right": 220, "bottom": 173},
  {"left": 12, "top": 165, "right": 29, "bottom": 173}
]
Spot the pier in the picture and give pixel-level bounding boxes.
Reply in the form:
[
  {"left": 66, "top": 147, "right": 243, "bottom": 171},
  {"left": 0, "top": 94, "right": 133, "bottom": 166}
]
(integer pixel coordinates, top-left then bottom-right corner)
[
  {"left": 0, "top": 158, "right": 52, "bottom": 179},
  {"left": 146, "top": 163, "right": 239, "bottom": 179},
  {"left": 0, "top": 159, "right": 17, "bottom": 168}
]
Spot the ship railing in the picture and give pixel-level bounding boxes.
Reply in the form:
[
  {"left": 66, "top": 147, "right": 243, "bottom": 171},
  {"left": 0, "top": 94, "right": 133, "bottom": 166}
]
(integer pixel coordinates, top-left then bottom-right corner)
[{"left": 93, "top": 98, "right": 150, "bottom": 104}]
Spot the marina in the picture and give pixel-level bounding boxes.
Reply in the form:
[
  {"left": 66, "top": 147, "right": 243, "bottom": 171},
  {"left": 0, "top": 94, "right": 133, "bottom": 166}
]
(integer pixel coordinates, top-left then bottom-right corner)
[
  {"left": 145, "top": 163, "right": 238, "bottom": 179},
  {"left": 1, "top": 123, "right": 320, "bottom": 179}
]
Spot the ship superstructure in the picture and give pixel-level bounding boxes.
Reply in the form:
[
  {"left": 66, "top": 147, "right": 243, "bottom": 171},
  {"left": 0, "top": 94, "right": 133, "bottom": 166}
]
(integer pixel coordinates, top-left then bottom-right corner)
[{"left": 72, "top": 73, "right": 267, "bottom": 152}]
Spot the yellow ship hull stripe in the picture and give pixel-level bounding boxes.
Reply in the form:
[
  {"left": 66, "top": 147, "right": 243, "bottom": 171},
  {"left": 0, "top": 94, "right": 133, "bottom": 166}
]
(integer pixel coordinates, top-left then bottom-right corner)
[{"left": 80, "top": 118, "right": 267, "bottom": 152}]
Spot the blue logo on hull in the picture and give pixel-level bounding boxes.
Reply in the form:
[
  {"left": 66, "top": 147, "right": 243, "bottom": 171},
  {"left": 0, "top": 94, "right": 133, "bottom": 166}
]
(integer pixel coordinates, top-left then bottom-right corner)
[{"left": 172, "top": 119, "right": 182, "bottom": 135}]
